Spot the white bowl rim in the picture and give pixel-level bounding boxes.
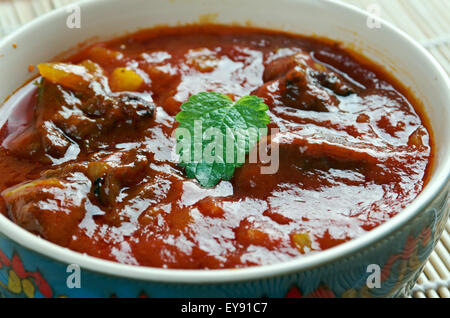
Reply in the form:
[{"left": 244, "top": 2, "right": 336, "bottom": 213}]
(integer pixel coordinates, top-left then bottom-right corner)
[{"left": 0, "top": 0, "right": 448, "bottom": 284}]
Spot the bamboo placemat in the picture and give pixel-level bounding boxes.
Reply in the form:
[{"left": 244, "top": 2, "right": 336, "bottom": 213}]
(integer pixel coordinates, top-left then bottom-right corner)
[{"left": 0, "top": 0, "right": 449, "bottom": 298}]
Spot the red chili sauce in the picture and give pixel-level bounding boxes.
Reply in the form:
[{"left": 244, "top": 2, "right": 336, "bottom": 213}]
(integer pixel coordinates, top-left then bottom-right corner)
[{"left": 0, "top": 26, "right": 433, "bottom": 269}]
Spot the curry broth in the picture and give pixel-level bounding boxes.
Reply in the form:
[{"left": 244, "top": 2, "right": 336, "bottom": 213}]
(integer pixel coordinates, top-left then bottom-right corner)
[{"left": 0, "top": 26, "right": 433, "bottom": 269}]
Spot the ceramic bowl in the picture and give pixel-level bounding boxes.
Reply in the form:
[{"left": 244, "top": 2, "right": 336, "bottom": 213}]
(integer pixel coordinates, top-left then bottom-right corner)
[{"left": 0, "top": 0, "right": 448, "bottom": 298}]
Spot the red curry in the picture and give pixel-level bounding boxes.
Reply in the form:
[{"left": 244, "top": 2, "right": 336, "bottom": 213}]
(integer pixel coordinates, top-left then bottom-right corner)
[{"left": 0, "top": 26, "right": 432, "bottom": 269}]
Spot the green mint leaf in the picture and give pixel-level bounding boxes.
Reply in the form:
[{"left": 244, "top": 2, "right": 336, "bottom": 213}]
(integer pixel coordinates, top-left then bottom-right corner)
[{"left": 175, "top": 92, "right": 270, "bottom": 188}]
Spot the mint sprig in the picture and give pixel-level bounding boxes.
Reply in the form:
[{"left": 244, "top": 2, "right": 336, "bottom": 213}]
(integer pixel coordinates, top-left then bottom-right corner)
[{"left": 175, "top": 92, "right": 270, "bottom": 187}]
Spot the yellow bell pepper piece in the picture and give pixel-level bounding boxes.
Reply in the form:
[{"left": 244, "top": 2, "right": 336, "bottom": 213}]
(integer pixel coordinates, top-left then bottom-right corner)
[
  {"left": 291, "top": 232, "right": 313, "bottom": 254},
  {"left": 109, "top": 67, "right": 144, "bottom": 92},
  {"left": 37, "top": 62, "right": 93, "bottom": 91}
]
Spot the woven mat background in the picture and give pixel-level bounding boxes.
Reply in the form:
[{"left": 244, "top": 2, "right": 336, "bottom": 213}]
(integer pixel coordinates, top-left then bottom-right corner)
[{"left": 0, "top": 0, "right": 449, "bottom": 298}]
